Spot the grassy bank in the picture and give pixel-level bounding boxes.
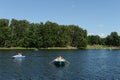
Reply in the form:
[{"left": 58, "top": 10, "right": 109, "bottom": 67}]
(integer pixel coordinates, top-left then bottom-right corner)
[
  {"left": 0, "top": 45, "right": 120, "bottom": 50},
  {"left": 0, "top": 47, "right": 35, "bottom": 50},
  {"left": 0, "top": 46, "right": 77, "bottom": 50},
  {"left": 86, "top": 45, "right": 120, "bottom": 49},
  {"left": 45, "top": 46, "right": 77, "bottom": 50}
]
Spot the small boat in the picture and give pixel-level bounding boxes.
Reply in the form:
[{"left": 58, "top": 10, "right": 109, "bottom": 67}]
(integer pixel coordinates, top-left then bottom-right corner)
[
  {"left": 52, "top": 56, "right": 69, "bottom": 67},
  {"left": 12, "top": 53, "right": 25, "bottom": 58}
]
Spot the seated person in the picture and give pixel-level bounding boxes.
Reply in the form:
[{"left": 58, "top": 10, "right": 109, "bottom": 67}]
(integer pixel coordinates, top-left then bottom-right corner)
[
  {"left": 17, "top": 53, "right": 22, "bottom": 56},
  {"left": 58, "top": 56, "right": 62, "bottom": 61}
]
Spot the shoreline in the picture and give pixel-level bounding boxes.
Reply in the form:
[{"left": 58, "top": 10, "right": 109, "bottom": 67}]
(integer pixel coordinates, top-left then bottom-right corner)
[
  {"left": 0, "top": 47, "right": 35, "bottom": 50},
  {"left": 0, "top": 45, "right": 120, "bottom": 50},
  {"left": 0, "top": 47, "right": 77, "bottom": 50},
  {"left": 86, "top": 45, "right": 120, "bottom": 50}
]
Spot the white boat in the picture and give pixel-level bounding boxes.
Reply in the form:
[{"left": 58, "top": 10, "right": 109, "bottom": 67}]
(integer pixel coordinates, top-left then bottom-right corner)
[
  {"left": 54, "top": 58, "right": 66, "bottom": 62},
  {"left": 12, "top": 53, "right": 25, "bottom": 58},
  {"left": 12, "top": 55, "right": 25, "bottom": 58}
]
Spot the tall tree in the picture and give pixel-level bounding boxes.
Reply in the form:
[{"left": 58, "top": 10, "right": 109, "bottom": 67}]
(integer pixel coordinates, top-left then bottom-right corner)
[
  {"left": 0, "top": 18, "right": 88, "bottom": 49},
  {"left": 105, "top": 32, "right": 120, "bottom": 46},
  {"left": 0, "top": 19, "right": 9, "bottom": 27},
  {"left": 67, "top": 25, "right": 87, "bottom": 49},
  {"left": 88, "top": 35, "right": 102, "bottom": 45},
  {"left": 0, "top": 27, "right": 11, "bottom": 47}
]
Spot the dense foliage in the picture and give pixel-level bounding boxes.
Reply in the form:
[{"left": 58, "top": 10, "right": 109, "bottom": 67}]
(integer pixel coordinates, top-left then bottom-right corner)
[
  {"left": 0, "top": 18, "right": 87, "bottom": 49},
  {"left": 105, "top": 32, "right": 120, "bottom": 46},
  {"left": 88, "top": 32, "right": 120, "bottom": 46},
  {"left": 1, "top": 18, "right": 120, "bottom": 49}
]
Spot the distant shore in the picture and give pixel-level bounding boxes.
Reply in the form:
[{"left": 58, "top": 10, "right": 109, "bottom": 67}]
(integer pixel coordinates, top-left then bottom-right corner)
[
  {"left": 86, "top": 45, "right": 120, "bottom": 50},
  {"left": 0, "top": 47, "right": 35, "bottom": 50},
  {"left": 0, "top": 45, "right": 120, "bottom": 50},
  {"left": 0, "top": 46, "right": 77, "bottom": 50}
]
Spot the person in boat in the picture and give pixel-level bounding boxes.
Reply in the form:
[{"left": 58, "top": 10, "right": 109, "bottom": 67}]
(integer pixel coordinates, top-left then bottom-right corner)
[
  {"left": 58, "top": 56, "right": 62, "bottom": 61},
  {"left": 17, "top": 53, "right": 22, "bottom": 56}
]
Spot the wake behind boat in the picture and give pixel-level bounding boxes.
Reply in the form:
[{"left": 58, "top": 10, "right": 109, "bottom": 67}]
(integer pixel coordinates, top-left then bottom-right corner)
[{"left": 12, "top": 53, "right": 25, "bottom": 58}]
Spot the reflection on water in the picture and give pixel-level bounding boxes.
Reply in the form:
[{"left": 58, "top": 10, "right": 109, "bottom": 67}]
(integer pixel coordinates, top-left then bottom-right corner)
[{"left": 13, "top": 58, "right": 25, "bottom": 66}]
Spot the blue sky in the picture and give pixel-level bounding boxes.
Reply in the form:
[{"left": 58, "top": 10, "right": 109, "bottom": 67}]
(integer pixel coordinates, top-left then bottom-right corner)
[{"left": 1, "top": 0, "right": 120, "bottom": 37}]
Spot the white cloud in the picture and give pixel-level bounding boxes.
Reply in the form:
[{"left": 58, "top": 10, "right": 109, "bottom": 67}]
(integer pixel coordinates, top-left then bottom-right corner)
[
  {"left": 88, "top": 32, "right": 106, "bottom": 38},
  {"left": 87, "top": 33, "right": 95, "bottom": 36},
  {"left": 99, "top": 33, "right": 106, "bottom": 38}
]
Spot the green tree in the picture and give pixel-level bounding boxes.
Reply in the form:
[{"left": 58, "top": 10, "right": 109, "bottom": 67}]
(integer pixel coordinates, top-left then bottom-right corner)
[
  {"left": 88, "top": 35, "right": 102, "bottom": 45},
  {"left": 0, "top": 19, "right": 9, "bottom": 27},
  {"left": 0, "top": 27, "right": 11, "bottom": 47},
  {"left": 105, "top": 32, "right": 120, "bottom": 46},
  {"left": 0, "top": 18, "right": 88, "bottom": 49},
  {"left": 67, "top": 25, "right": 87, "bottom": 49},
  {"left": 10, "top": 19, "right": 29, "bottom": 47}
]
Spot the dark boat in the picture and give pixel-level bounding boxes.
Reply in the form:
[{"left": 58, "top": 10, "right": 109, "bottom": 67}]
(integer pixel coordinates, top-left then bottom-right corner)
[
  {"left": 51, "top": 56, "right": 69, "bottom": 67},
  {"left": 53, "top": 58, "right": 66, "bottom": 67}
]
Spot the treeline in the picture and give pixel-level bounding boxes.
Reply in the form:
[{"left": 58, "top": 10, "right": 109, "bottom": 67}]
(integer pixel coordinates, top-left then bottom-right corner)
[
  {"left": 0, "top": 18, "right": 120, "bottom": 49},
  {"left": 0, "top": 18, "right": 87, "bottom": 49},
  {"left": 88, "top": 32, "right": 120, "bottom": 46}
]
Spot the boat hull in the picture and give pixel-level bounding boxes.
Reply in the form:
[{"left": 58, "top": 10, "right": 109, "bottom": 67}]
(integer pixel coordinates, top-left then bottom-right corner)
[
  {"left": 54, "top": 61, "right": 65, "bottom": 67},
  {"left": 12, "top": 56, "right": 26, "bottom": 58}
]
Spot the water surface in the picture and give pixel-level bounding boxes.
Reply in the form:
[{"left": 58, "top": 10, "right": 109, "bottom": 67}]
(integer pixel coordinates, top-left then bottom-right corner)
[{"left": 0, "top": 50, "right": 120, "bottom": 80}]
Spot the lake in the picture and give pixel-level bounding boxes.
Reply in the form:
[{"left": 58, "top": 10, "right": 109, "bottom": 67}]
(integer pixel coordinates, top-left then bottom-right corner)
[{"left": 0, "top": 50, "right": 120, "bottom": 80}]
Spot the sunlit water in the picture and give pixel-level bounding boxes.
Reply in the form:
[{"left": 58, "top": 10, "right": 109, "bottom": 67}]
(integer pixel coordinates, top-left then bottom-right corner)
[{"left": 0, "top": 50, "right": 120, "bottom": 80}]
